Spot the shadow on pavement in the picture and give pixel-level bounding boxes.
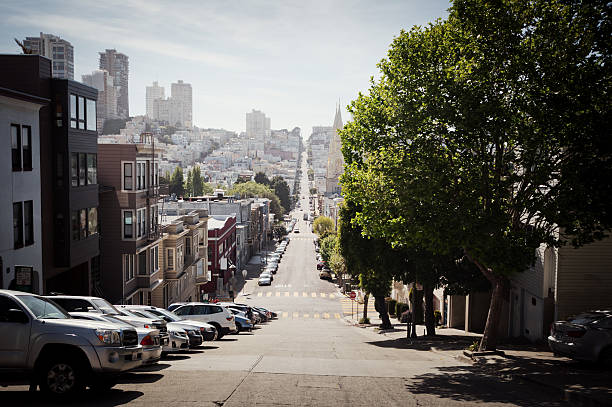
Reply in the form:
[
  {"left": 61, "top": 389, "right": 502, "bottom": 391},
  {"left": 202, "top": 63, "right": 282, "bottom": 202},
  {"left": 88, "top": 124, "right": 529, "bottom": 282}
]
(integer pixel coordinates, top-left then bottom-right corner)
[
  {"left": 134, "top": 363, "right": 171, "bottom": 372},
  {"left": 217, "top": 338, "right": 238, "bottom": 342},
  {"left": 366, "top": 335, "right": 476, "bottom": 351},
  {"left": 118, "top": 372, "right": 164, "bottom": 384},
  {"left": 161, "top": 354, "right": 191, "bottom": 361},
  {"left": 198, "top": 345, "right": 219, "bottom": 350},
  {"left": 0, "top": 390, "right": 143, "bottom": 407},
  {"left": 404, "top": 365, "right": 567, "bottom": 407}
]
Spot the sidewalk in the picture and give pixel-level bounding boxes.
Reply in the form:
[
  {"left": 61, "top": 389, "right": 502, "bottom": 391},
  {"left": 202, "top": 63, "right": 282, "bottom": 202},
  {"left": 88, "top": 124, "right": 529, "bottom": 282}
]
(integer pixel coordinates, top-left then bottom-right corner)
[{"left": 348, "top": 308, "right": 612, "bottom": 406}]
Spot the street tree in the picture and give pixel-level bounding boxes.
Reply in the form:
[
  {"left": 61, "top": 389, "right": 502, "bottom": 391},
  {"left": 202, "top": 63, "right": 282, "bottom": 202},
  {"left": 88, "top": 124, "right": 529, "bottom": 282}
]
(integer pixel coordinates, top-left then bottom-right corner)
[
  {"left": 169, "top": 167, "right": 184, "bottom": 197},
  {"left": 228, "top": 181, "right": 284, "bottom": 219},
  {"left": 271, "top": 176, "right": 291, "bottom": 213},
  {"left": 184, "top": 168, "right": 193, "bottom": 197},
  {"left": 254, "top": 172, "right": 271, "bottom": 186},
  {"left": 192, "top": 167, "right": 203, "bottom": 196},
  {"left": 313, "top": 216, "right": 334, "bottom": 236},
  {"left": 340, "top": 0, "right": 612, "bottom": 350}
]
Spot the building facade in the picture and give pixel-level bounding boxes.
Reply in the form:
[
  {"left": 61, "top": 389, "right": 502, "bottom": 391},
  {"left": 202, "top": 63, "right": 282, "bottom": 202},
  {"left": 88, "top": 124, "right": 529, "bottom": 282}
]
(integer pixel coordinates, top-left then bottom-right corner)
[
  {"left": 82, "top": 69, "right": 117, "bottom": 132},
  {"left": 246, "top": 109, "right": 271, "bottom": 141},
  {"left": 99, "top": 49, "right": 129, "bottom": 118},
  {"left": 97, "top": 135, "right": 162, "bottom": 304},
  {"left": 171, "top": 80, "right": 192, "bottom": 128},
  {"left": 23, "top": 32, "right": 74, "bottom": 80},
  {"left": 202, "top": 215, "right": 236, "bottom": 299},
  {"left": 325, "top": 105, "right": 344, "bottom": 196},
  {"left": 146, "top": 81, "right": 165, "bottom": 119}
]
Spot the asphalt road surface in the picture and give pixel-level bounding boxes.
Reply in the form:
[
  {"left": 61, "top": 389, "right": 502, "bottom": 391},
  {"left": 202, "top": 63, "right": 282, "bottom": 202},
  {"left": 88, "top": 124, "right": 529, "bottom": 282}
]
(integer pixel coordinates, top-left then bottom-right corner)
[{"left": 0, "top": 153, "right": 568, "bottom": 406}]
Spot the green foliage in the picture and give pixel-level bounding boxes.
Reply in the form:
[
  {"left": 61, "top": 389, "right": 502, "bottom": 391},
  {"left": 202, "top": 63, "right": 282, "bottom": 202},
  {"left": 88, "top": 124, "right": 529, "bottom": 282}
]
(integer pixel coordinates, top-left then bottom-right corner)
[
  {"left": 359, "top": 268, "right": 391, "bottom": 298},
  {"left": 319, "top": 234, "right": 337, "bottom": 263},
  {"left": 339, "top": 0, "right": 612, "bottom": 350},
  {"left": 270, "top": 176, "right": 291, "bottom": 213},
  {"left": 467, "top": 341, "right": 480, "bottom": 352},
  {"left": 202, "top": 182, "right": 214, "bottom": 195},
  {"left": 254, "top": 172, "right": 271, "bottom": 186},
  {"left": 192, "top": 167, "right": 203, "bottom": 196},
  {"left": 169, "top": 167, "right": 184, "bottom": 197},
  {"left": 228, "top": 181, "right": 284, "bottom": 219},
  {"left": 358, "top": 317, "right": 370, "bottom": 324},
  {"left": 329, "top": 251, "right": 346, "bottom": 278},
  {"left": 313, "top": 216, "right": 335, "bottom": 236}
]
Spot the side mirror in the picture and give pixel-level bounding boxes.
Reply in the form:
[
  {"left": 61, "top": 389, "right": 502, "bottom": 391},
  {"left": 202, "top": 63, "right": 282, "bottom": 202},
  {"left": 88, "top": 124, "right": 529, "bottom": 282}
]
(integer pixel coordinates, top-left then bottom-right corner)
[{"left": 7, "top": 308, "right": 29, "bottom": 324}]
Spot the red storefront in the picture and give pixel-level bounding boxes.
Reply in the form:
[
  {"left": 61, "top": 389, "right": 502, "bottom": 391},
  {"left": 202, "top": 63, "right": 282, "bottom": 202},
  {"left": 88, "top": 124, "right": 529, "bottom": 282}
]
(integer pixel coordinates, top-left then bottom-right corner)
[{"left": 201, "top": 215, "right": 236, "bottom": 299}]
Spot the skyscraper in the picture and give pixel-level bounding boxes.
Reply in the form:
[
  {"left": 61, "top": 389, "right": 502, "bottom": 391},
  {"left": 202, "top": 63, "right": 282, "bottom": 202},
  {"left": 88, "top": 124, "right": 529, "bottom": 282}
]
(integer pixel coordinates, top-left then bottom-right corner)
[
  {"left": 246, "top": 109, "right": 271, "bottom": 141},
  {"left": 99, "top": 49, "right": 129, "bottom": 118},
  {"left": 23, "top": 32, "right": 74, "bottom": 79},
  {"left": 325, "top": 105, "right": 344, "bottom": 196},
  {"left": 146, "top": 81, "right": 165, "bottom": 119},
  {"left": 171, "top": 80, "right": 192, "bottom": 127},
  {"left": 82, "top": 70, "right": 117, "bottom": 132}
]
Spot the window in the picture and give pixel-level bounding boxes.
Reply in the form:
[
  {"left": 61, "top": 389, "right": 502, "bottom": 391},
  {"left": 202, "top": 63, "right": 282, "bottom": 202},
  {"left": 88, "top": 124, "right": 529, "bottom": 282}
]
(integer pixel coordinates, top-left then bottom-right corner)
[
  {"left": 186, "top": 237, "right": 192, "bottom": 256},
  {"left": 71, "top": 211, "right": 79, "bottom": 240},
  {"left": 24, "top": 201, "right": 33, "bottom": 246},
  {"left": 78, "top": 96, "right": 85, "bottom": 129},
  {"left": 88, "top": 207, "right": 97, "bottom": 236},
  {"left": 11, "top": 124, "right": 21, "bottom": 171},
  {"left": 167, "top": 248, "right": 174, "bottom": 270},
  {"left": 150, "top": 246, "right": 158, "bottom": 273},
  {"left": 193, "top": 305, "right": 209, "bottom": 315},
  {"left": 22, "top": 126, "right": 32, "bottom": 170},
  {"left": 70, "top": 94, "right": 77, "bottom": 128},
  {"left": 79, "top": 153, "right": 87, "bottom": 186},
  {"left": 13, "top": 202, "right": 23, "bottom": 249},
  {"left": 138, "top": 251, "right": 147, "bottom": 275},
  {"left": 137, "top": 209, "right": 143, "bottom": 237},
  {"left": 150, "top": 205, "right": 157, "bottom": 233},
  {"left": 87, "top": 154, "right": 97, "bottom": 184},
  {"left": 0, "top": 296, "right": 25, "bottom": 322},
  {"left": 86, "top": 99, "right": 96, "bottom": 131},
  {"left": 79, "top": 209, "right": 87, "bottom": 239},
  {"left": 174, "top": 305, "right": 191, "bottom": 316},
  {"left": 123, "top": 162, "right": 133, "bottom": 190},
  {"left": 136, "top": 162, "right": 146, "bottom": 190},
  {"left": 123, "top": 211, "right": 133, "bottom": 238},
  {"left": 154, "top": 163, "right": 158, "bottom": 186},
  {"left": 71, "top": 153, "right": 78, "bottom": 187},
  {"left": 124, "top": 254, "right": 134, "bottom": 282}
]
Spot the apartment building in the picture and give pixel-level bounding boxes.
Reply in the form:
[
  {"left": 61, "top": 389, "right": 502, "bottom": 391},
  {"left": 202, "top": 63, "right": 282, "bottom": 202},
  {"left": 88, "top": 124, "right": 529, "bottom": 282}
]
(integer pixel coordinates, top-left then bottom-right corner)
[
  {"left": 0, "top": 54, "right": 100, "bottom": 295},
  {"left": 158, "top": 210, "right": 209, "bottom": 307},
  {"left": 97, "top": 134, "right": 162, "bottom": 304},
  {"left": 99, "top": 49, "right": 129, "bottom": 118},
  {"left": 202, "top": 215, "right": 236, "bottom": 299},
  {"left": 22, "top": 32, "right": 74, "bottom": 80}
]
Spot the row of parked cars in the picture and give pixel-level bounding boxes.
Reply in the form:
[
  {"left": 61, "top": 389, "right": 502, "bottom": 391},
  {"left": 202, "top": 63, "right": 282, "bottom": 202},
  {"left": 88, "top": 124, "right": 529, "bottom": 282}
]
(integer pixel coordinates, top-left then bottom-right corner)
[
  {"left": 314, "top": 238, "right": 332, "bottom": 281},
  {"left": 0, "top": 289, "right": 277, "bottom": 398},
  {"left": 258, "top": 237, "right": 290, "bottom": 286}
]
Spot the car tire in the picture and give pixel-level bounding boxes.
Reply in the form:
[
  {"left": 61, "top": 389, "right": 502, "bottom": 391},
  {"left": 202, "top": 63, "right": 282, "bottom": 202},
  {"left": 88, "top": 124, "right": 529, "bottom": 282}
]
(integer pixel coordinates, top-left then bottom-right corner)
[
  {"left": 210, "top": 323, "right": 224, "bottom": 340},
  {"left": 235, "top": 322, "right": 241, "bottom": 333},
  {"left": 38, "top": 356, "right": 86, "bottom": 398}
]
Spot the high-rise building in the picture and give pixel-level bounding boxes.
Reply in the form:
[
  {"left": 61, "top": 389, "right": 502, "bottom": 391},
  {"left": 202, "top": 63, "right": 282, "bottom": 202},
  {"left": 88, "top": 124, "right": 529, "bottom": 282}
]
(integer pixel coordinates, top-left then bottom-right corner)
[
  {"left": 325, "top": 105, "right": 344, "bottom": 196},
  {"left": 146, "top": 81, "right": 165, "bottom": 119},
  {"left": 153, "top": 97, "right": 184, "bottom": 127},
  {"left": 23, "top": 32, "right": 74, "bottom": 79},
  {"left": 246, "top": 109, "right": 270, "bottom": 141},
  {"left": 82, "top": 70, "right": 117, "bottom": 132},
  {"left": 99, "top": 49, "right": 129, "bottom": 118},
  {"left": 171, "top": 80, "right": 192, "bottom": 127}
]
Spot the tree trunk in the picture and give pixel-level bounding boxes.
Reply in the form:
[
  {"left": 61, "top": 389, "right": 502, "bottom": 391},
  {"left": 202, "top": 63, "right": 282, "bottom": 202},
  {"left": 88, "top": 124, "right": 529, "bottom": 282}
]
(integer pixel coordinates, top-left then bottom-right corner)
[
  {"left": 423, "top": 282, "right": 436, "bottom": 337},
  {"left": 410, "top": 284, "right": 418, "bottom": 338},
  {"left": 479, "top": 275, "right": 508, "bottom": 351},
  {"left": 464, "top": 249, "right": 508, "bottom": 352},
  {"left": 363, "top": 293, "right": 369, "bottom": 319},
  {"left": 374, "top": 295, "right": 392, "bottom": 329}
]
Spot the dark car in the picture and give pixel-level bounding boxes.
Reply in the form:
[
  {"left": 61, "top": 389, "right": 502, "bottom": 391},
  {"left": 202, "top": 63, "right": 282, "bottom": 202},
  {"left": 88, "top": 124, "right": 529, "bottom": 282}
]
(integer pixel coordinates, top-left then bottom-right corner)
[
  {"left": 548, "top": 310, "right": 612, "bottom": 365},
  {"left": 317, "top": 261, "right": 327, "bottom": 270}
]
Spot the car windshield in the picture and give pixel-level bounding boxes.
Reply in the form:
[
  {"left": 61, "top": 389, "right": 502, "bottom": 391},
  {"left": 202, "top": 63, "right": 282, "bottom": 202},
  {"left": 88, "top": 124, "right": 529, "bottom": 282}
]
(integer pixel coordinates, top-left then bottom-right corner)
[
  {"left": 149, "top": 308, "right": 180, "bottom": 322},
  {"left": 18, "top": 295, "right": 70, "bottom": 320},
  {"left": 567, "top": 312, "right": 607, "bottom": 325},
  {"left": 91, "top": 298, "right": 121, "bottom": 315}
]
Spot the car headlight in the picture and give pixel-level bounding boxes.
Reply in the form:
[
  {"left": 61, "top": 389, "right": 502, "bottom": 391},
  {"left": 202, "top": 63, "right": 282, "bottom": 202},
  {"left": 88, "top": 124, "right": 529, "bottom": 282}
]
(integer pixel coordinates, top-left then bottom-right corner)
[{"left": 95, "top": 329, "right": 122, "bottom": 345}]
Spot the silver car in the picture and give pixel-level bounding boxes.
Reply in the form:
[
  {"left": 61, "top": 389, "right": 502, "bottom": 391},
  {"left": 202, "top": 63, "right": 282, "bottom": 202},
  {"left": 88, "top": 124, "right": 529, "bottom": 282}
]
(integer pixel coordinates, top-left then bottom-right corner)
[{"left": 548, "top": 310, "right": 612, "bottom": 365}]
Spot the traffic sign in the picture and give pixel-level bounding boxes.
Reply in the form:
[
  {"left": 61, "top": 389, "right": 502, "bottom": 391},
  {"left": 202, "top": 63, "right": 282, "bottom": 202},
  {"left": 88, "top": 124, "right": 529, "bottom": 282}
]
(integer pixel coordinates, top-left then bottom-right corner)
[{"left": 349, "top": 291, "right": 356, "bottom": 300}]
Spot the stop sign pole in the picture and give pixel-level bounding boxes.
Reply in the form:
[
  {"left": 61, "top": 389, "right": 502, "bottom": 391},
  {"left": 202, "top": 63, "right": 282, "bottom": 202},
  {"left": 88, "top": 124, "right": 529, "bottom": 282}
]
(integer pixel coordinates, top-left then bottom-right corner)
[{"left": 349, "top": 291, "right": 357, "bottom": 320}]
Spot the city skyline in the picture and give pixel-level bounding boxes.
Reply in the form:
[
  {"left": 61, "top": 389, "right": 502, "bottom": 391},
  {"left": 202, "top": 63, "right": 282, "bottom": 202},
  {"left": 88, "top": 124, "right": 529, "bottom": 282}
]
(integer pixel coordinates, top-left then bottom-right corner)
[{"left": 0, "top": 0, "right": 450, "bottom": 134}]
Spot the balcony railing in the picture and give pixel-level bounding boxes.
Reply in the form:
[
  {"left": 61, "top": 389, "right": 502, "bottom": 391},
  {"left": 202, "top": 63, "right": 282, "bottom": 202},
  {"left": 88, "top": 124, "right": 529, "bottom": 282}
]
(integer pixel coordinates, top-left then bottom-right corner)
[{"left": 147, "top": 225, "right": 160, "bottom": 241}]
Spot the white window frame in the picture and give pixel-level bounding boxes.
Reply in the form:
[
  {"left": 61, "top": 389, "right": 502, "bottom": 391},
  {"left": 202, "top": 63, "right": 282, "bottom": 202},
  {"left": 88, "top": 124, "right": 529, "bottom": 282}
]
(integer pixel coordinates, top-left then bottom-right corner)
[
  {"left": 150, "top": 245, "right": 159, "bottom": 274},
  {"left": 136, "top": 208, "right": 146, "bottom": 238},
  {"left": 121, "top": 161, "right": 134, "bottom": 191},
  {"left": 136, "top": 161, "right": 147, "bottom": 191},
  {"left": 122, "top": 209, "right": 134, "bottom": 240}
]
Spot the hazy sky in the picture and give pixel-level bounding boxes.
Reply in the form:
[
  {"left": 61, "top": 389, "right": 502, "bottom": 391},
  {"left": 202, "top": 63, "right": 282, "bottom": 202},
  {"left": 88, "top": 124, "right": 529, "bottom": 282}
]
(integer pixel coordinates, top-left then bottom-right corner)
[{"left": 1, "top": 0, "right": 450, "bottom": 136}]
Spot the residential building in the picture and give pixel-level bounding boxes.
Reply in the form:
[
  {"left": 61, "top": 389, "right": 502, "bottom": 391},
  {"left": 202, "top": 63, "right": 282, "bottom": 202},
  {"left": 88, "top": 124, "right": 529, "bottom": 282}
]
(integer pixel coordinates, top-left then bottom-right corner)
[
  {"left": 146, "top": 81, "right": 165, "bottom": 119},
  {"left": 153, "top": 97, "right": 184, "bottom": 127},
  {"left": 325, "top": 105, "right": 344, "bottom": 196},
  {"left": 202, "top": 215, "right": 236, "bottom": 299},
  {"left": 171, "top": 80, "right": 192, "bottom": 127},
  {"left": 246, "top": 109, "right": 270, "bottom": 141},
  {"left": 22, "top": 32, "right": 74, "bottom": 80},
  {"left": 0, "top": 54, "right": 100, "bottom": 296},
  {"left": 99, "top": 49, "right": 129, "bottom": 118},
  {"left": 82, "top": 69, "right": 117, "bottom": 132},
  {"left": 97, "top": 134, "right": 162, "bottom": 304}
]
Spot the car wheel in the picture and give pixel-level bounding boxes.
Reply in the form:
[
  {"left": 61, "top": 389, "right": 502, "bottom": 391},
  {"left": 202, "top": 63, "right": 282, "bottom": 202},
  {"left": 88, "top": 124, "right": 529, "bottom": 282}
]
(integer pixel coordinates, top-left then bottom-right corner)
[
  {"left": 235, "top": 322, "right": 241, "bottom": 333},
  {"left": 211, "top": 323, "right": 224, "bottom": 340},
  {"left": 38, "top": 356, "right": 85, "bottom": 398}
]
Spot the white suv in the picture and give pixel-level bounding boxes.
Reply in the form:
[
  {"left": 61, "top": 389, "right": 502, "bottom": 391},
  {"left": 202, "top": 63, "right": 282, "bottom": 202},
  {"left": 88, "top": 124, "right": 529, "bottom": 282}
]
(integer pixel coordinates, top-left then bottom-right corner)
[{"left": 173, "top": 303, "right": 236, "bottom": 339}]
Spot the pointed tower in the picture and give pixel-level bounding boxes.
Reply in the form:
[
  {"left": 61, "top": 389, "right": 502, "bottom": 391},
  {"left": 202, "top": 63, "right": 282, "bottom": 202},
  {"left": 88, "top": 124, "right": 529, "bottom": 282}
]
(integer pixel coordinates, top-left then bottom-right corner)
[{"left": 325, "top": 104, "right": 345, "bottom": 196}]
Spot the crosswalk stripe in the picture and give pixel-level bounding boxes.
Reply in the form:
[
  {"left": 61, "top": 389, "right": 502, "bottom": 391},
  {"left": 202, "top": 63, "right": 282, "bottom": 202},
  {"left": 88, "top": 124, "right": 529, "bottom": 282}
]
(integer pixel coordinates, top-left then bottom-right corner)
[
  {"left": 334, "top": 313, "right": 341, "bottom": 319},
  {"left": 266, "top": 292, "right": 272, "bottom": 297},
  {"left": 311, "top": 292, "right": 317, "bottom": 298},
  {"left": 320, "top": 293, "right": 326, "bottom": 298},
  {"left": 303, "top": 313, "right": 309, "bottom": 318},
  {"left": 303, "top": 292, "right": 308, "bottom": 297},
  {"left": 283, "top": 312, "right": 288, "bottom": 318},
  {"left": 276, "top": 292, "right": 280, "bottom": 297},
  {"left": 314, "top": 313, "right": 320, "bottom": 318},
  {"left": 329, "top": 294, "right": 335, "bottom": 299},
  {"left": 293, "top": 312, "right": 299, "bottom": 318},
  {"left": 324, "top": 313, "right": 330, "bottom": 319},
  {"left": 257, "top": 292, "right": 262, "bottom": 297},
  {"left": 294, "top": 292, "right": 299, "bottom": 297},
  {"left": 285, "top": 292, "right": 289, "bottom": 297}
]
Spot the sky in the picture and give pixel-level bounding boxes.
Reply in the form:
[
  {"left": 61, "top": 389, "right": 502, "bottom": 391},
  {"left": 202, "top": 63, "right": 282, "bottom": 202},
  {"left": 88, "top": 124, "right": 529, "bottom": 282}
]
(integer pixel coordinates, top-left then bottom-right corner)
[{"left": 0, "top": 0, "right": 451, "bottom": 137}]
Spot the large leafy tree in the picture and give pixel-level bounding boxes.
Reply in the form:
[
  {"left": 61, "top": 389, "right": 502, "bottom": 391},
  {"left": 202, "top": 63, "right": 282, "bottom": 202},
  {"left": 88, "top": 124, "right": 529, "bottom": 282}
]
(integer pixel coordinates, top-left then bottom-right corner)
[
  {"left": 271, "top": 176, "right": 291, "bottom": 213},
  {"left": 169, "top": 167, "right": 184, "bottom": 197},
  {"left": 228, "top": 181, "right": 284, "bottom": 219},
  {"left": 313, "top": 216, "right": 335, "bottom": 236},
  {"left": 341, "top": 0, "right": 611, "bottom": 350}
]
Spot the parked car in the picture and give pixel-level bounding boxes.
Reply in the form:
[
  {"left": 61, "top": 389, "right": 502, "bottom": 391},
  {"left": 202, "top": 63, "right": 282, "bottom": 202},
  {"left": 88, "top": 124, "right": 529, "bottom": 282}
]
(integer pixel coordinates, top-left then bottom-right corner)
[
  {"left": 47, "top": 295, "right": 170, "bottom": 348},
  {"left": 319, "top": 270, "right": 332, "bottom": 281},
  {"left": 167, "top": 302, "right": 186, "bottom": 312},
  {"left": 0, "top": 290, "right": 142, "bottom": 397},
  {"left": 548, "top": 310, "right": 612, "bottom": 365},
  {"left": 217, "top": 302, "right": 256, "bottom": 325},
  {"left": 317, "top": 261, "right": 327, "bottom": 270},
  {"left": 114, "top": 307, "right": 189, "bottom": 353},
  {"left": 260, "top": 271, "right": 274, "bottom": 281},
  {"left": 229, "top": 310, "right": 254, "bottom": 332},
  {"left": 70, "top": 312, "right": 162, "bottom": 365},
  {"left": 294, "top": 228, "right": 300, "bottom": 233},
  {"left": 254, "top": 306, "right": 277, "bottom": 319},
  {"left": 120, "top": 305, "right": 218, "bottom": 341},
  {"left": 258, "top": 276, "right": 272, "bottom": 286},
  {"left": 173, "top": 303, "right": 237, "bottom": 339},
  {"left": 118, "top": 306, "right": 204, "bottom": 347}
]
